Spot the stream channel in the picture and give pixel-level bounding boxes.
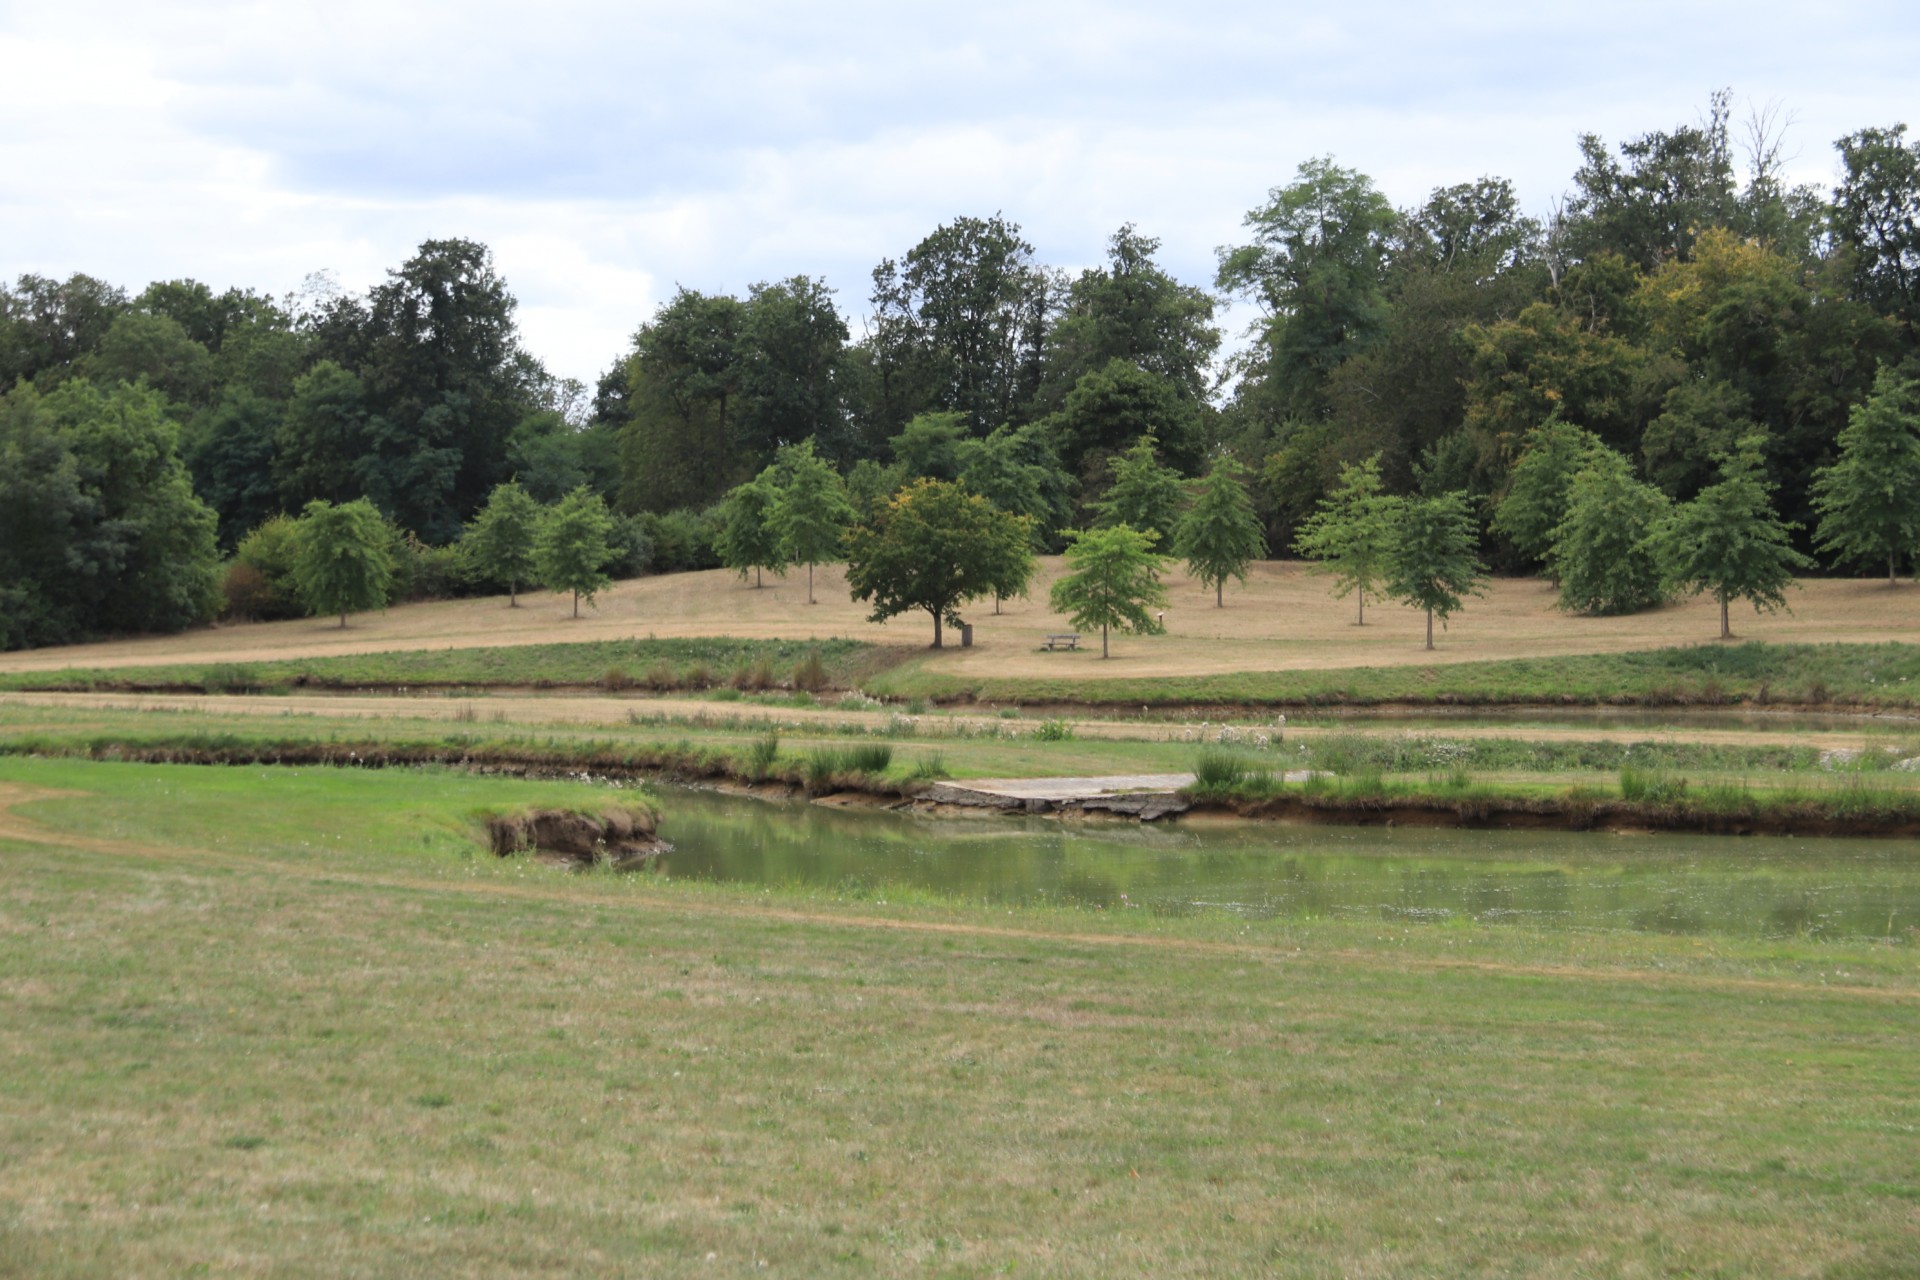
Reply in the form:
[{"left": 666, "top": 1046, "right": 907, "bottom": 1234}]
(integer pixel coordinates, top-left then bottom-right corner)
[{"left": 646, "top": 784, "right": 1920, "bottom": 943}]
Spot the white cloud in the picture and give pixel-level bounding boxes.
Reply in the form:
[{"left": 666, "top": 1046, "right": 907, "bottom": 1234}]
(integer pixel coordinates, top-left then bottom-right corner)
[{"left": 3, "top": 2, "right": 1917, "bottom": 385}]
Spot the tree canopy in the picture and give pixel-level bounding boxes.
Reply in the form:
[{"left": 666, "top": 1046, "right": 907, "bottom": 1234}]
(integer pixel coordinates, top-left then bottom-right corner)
[
  {"left": 1653, "top": 437, "right": 1815, "bottom": 639},
  {"left": 1173, "top": 456, "right": 1265, "bottom": 606},
  {"left": 844, "top": 479, "right": 1033, "bottom": 648},
  {"left": 1049, "top": 524, "right": 1169, "bottom": 659}
]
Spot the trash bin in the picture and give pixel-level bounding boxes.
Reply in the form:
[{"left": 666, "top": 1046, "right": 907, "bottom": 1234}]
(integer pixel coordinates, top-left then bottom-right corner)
[{"left": 959, "top": 623, "right": 974, "bottom": 647}]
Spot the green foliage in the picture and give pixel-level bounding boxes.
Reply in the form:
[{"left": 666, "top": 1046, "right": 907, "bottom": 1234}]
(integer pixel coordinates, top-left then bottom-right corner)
[
  {"left": 769, "top": 438, "right": 854, "bottom": 603},
  {"left": 1492, "top": 416, "right": 1601, "bottom": 569},
  {"left": 1031, "top": 718, "right": 1075, "bottom": 742},
  {"left": 462, "top": 482, "right": 543, "bottom": 605},
  {"left": 292, "top": 498, "right": 394, "bottom": 627},
  {"left": 1620, "top": 766, "right": 1689, "bottom": 806},
  {"left": 1293, "top": 456, "right": 1399, "bottom": 624},
  {"left": 1049, "top": 524, "right": 1168, "bottom": 659},
  {"left": 743, "top": 732, "right": 780, "bottom": 782},
  {"left": 714, "top": 471, "right": 787, "bottom": 587},
  {"left": 889, "top": 411, "right": 967, "bottom": 482},
  {"left": 534, "top": 486, "right": 615, "bottom": 618},
  {"left": 1041, "top": 225, "right": 1220, "bottom": 410},
  {"left": 1383, "top": 491, "right": 1487, "bottom": 649},
  {"left": 1653, "top": 437, "right": 1815, "bottom": 639},
  {"left": 1095, "top": 435, "right": 1186, "bottom": 541},
  {"left": 1551, "top": 446, "right": 1670, "bottom": 615},
  {"left": 231, "top": 515, "right": 306, "bottom": 620},
  {"left": 1045, "top": 359, "right": 1203, "bottom": 479},
  {"left": 634, "top": 506, "right": 720, "bottom": 574},
  {"left": 845, "top": 478, "right": 1034, "bottom": 648},
  {"left": 1174, "top": 455, "right": 1266, "bottom": 606},
  {"left": 1812, "top": 367, "right": 1920, "bottom": 583},
  {"left": 956, "top": 422, "right": 1074, "bottom": 549}
]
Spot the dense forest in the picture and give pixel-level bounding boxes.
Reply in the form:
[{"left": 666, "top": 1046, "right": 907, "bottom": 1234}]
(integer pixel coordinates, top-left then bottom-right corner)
[{"left": 3, "top": 93, "right": 1918, "bottom": 649}]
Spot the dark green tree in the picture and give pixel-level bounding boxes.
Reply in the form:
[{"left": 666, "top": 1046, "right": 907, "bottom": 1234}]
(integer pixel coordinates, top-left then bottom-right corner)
[
  {"left": 737, "top": 276, "right": 849, "bottom": 462},
  {"left": 534, "top": 486, "right": 616, "bottom": 618},
  {"left": 890, "top": 411, "right": 968, "bottom": 482},
  {"left": 1042, "top": 224, "right": 1219, "bottom": 408},
  {"left": 1551, "top": 447, "right": 1671, "bottom": 615},
  {"left": 1811, "top": 368, "right": 1920, "bottom": 584},
  {"left": 0, "top": 272, "right": 128, "bottom": 388},
  {"left": 1832, "top": 124, "right": 1920, "bottom": 330},
  {"left": 1293, "top": 456, "right": 1399, "bottom": 624},
  {"left": 956, "top": 421, "right": 1075, "bottom": 551},
  {"left": 1095, "top": 436, "right": 1186, "bottom": 541},
  {"left": 845, "top": 478, "right": 1033, "bottom": 648},
  {"left": 1174, "top": 456, "right": 1266, "bottom": 606},
  {"left": 183, "top": 387, "right": 284, "bottom": 548},
  {"left": 1653, "top": 437, "right": 1814, "bottom": 639},
  {"left": 1045, "top": 359, "right": 1202, "bottom": 480},
  {"left": 1049, "top": 525, "right": 1169, "bottom": 659},
  {"left": 293, "top": 498, "right": 394, "bottom": 628},
  {"left": 1384, "top": 491, "right": 1487, "bottom": 650},
  {"left": 769, "top": 439, "right": 854, "bottom": 604},
  {"left": 619, "top": 288, "right": 746, "bottom": 512},
  {"left": 463, "top": 482, "right": 544, "bottom": 606}
]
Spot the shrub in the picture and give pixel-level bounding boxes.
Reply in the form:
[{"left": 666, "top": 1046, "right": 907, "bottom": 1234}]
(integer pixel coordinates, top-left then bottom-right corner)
[
  {"left": 601, "top": 667, "right": 635, "bottom": 692},
  {"left": 743, "top": 732, "right": 779, "bottom": 782},
  {"left": 219, "top": 562, "right": 274, "bottom": 621},
  {"left": 232, "top": 516, "right": 305, "bottom": 620},
  {"left": 792, "top": 651, "right": 830, "bottom": 693},
  {"left": 683, "top": 663, "right": 713, "bottom": 689},
  {"left": 202, "top": 663, "right": 259, "bottom": 693},
  {"left": 644, "top": 661, "right": 678, "bottom": 691},
  {"left": 844, "top": 744, "right": 893, "bottom": 775},
  {"left": 1193, "top": 748, "right": 1254, "bottom": 790}
]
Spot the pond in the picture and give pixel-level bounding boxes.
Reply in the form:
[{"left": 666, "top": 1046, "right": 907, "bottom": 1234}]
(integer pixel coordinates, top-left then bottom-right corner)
[{"left": 649, "top": 785, "right": 1920, "bottom": 942}]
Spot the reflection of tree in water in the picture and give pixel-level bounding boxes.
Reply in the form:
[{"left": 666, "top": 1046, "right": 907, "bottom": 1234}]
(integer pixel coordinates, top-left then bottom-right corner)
[{"left": 651, "top": 788, "right": 1920, "bottom": 940}]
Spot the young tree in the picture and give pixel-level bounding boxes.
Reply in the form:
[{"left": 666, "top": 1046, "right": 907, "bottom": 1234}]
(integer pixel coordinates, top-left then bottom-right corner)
[
  {"left": 1550, "top": 447, "right": 1670, "bottom": 615},
  {"left": 844, "top": 479, "right": 1034, "bottom": 648},
  {"left": 1811, "top": 367, "right": 1920, "bottom": 585},
  {"left": 1049, "top": 525, "right": 1169, "bottom": 659},
  {"left": 714, "top": 469, "right": 787, "bottom": 588},
  {"left": 1384, "top": 491, "right": 1486, "bottom": 650},
  {"left": 535, "top": 486, "right": 615, "bottom": 618},
  {"left": 770, "top": 438, "right": 854, "bottom": 604},
  {"left": 1491, "top": 415, "right": 1601, "bottom": 575},
  {"left": 1095, "top": 435, "right": 1186, "bottom": 540},
  {"left": 293, "top": 498, "right": 393, "bottom": 628},
  {"left": 1654, "top": 437, "right": 1814, "bottom": 639},
  {"left": 462, "top": 481, "right": 542, "bottom": 606},
  {"left": 1173, "top": 455, "right": 1266, "bottom": 607},
  {"left": 1293, "top": 456, "right": 1399, "bottom": 624}
]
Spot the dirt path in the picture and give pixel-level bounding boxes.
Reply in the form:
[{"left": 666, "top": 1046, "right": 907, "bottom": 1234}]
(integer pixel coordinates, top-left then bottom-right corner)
[
  {"left": 1, "top": 778, "right": 1913, "bottom": 1004},
  {"left": 0, "top": 688, "right": 1902, "bottom": 754}
]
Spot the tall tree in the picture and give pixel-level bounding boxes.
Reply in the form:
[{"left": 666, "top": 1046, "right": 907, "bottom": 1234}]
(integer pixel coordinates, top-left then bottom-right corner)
[
  {"left": 1216, "top": 157, "right": 1397, "bottom": 420},
  {"left": 534, "top": 486, "right": 616, "bottom": 618},
  {"left": 463, "top": 482, "right": 544, "bottom": 606},
  {"left": 1094, "top": 436, "right": 1186, "bottom": 541},
  {"left": 1049, "top": 525, "right": 1169, "bottom": 659},
  {"left": 1653, "top": 437, "right": 1814, "bottom": 639},
  {"left": 293, "top": 498, "right": 394, "bottom": 628},
  {"left": 769, "top": 438, "right": 854, "bottom": 605},
  {"left": 0, "top": 272, "right": 128, "bottom": 388},
  {"left": 1042, "top": 224, "right": 1219, "bottom": 409},
  {"left": 1174, "top": 456, "right": 1266, "bottom": 607},
  {"left": 1293, "top": 456, "right": 1399, "bottom": 624},
  {"left": 619, "top": 288, "right": 746, "bottom": 513},
  {"left": 1811, "top": 367, "right": 1920, "bottom": 584},
  {"left": 956, "top": 422, "right": 1075, "bottom": 551},
  {"left": 844, "top": 478, "right": 1033, "bottom": 648},
  {"left": 737, "top": 276, "right": 850, "bottom": 463},
  {"left": 1832, "top": 124, "right": 1920, "bottom": 331},
  {"left": 1044, "top": 359, "right": 1202, "bottom": 481},
  {"left": 1492, "top": 416, "right": 1602, "bottom": 572},
  {"left": 1562, "top": 91, "right": 1738, "bottom": 269},
  {"left": 1383, "top": 491, "right": 1487, "bottom": 650}
]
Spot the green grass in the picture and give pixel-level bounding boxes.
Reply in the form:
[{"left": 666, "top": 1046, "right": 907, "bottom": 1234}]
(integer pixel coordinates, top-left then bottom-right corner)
[
  {"left": 0, "top": 755, "right": 1916, "bottom": 1275},
  {"left": 0, "top": 637, "right": 887, "bottom": 695},
  {"left": 870, "top": 640, "right": 1920, "bottom": 708}
]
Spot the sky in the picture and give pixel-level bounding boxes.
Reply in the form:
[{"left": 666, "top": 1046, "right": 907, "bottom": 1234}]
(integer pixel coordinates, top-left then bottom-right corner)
[{"left": 3, "top": 0, "right": 1917, "bottom": 388}]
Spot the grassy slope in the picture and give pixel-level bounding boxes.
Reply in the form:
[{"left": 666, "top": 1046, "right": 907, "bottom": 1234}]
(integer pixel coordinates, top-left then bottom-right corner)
[{"left": 0, "top": 757, "right": 1916, "bottom": 1276}]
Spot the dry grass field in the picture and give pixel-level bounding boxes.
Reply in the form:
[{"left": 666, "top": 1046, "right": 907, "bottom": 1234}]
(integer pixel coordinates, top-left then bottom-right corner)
[{"left": 3, "top": 561, "right": 1917, "bottom": 680}]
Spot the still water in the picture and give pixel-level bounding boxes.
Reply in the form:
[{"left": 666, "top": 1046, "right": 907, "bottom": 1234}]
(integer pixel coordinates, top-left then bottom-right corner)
[{"left": 649, "top": 785, "right": 1920, "bottom": 942}]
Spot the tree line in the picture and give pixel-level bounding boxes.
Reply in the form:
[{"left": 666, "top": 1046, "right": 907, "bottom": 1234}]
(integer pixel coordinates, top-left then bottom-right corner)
[{"left": 4, "top": 91, "right": 1920, "bottom": 648}]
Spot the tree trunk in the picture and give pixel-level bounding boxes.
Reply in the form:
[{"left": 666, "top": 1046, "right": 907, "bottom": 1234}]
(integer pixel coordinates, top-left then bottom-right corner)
[
  {"left": 572, "top": 590, "right": 580, "bottom": 620},
  {"left": 509, "top": 580, "right": 518, "bottom": 608},
  {"left": 994, "top": 594, "right": 1002, "bottom": 615},
  {"left": 930, "top": 609, "right": 942, "bottom": 648},
  {"left": 807, "top": 562, "right": 815, "bottom": 605},
  {"left": 1891, "top": 550, "right": 1898, "bottom": 587},
  {"left": 339, "top": 609, "right": 348, "bottom": 629},
  {"left": 1356, "top": 589, "right": 1365, "bottom": 626},
  {"left": 1424, "top": 609, "right": 1434, "bottom": 651},
  {"left": 1101, "top": 624, "right": 1109, "bottom": 659},
  {"left": 1216, "top": 580, "right": 1223, "bottom": 608},
  {"left": 1719, "top": 596, "right": 1731, "bottom": 640},
  {"left": 755, "top": 566, "right": 762, "bottom": 588}
]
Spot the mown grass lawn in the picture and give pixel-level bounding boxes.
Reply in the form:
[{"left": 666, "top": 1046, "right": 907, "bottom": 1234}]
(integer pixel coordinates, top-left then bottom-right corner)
[{"left": 1, "top": 757, "right": 1917, "bottom": 1276}]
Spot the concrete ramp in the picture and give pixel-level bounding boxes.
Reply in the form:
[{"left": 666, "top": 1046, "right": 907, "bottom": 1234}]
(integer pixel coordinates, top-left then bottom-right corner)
[{"left": 923, "top": 774, "right": 1195, "bottom": 821}]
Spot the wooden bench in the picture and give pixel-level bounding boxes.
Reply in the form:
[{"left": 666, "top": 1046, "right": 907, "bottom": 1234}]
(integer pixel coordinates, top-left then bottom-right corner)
[{"left": 1042, "top": 633, "right": 1081, "bottom": 651}]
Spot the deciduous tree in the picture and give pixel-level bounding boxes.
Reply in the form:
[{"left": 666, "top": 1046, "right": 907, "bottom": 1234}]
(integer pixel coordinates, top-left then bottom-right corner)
[
  {"left": 715, "top": 470, "right": 787, "bottom": 588},
  {"left": 463, "top": 482, "right": 543, "bottom": 606},
  {"left": 535, "top": 486, "right": 615, "bottom": 618},
  {"left": 769, "top": 439, "right": 854, "bottom": 604},
  {"left": 1095, "top": 435, "right": 1186, "bottom": 541},
  {"left": 1293, "top": 456, "right": 1399, "bottom": 624},
  {"left": 1173, "top": 456, "right": 1265, "bottom": 606},
  {"left": 1384, "top": 491, "right": 1487, "bottom": 650},
  {"left": 844, "top": 479, "right": 1033, "bottom": 648},
  {"left": 1551, "top": 447, "right": 1670, "bottom": 615},
  {"left": 1812, "top": 368, "right": 1920, "bottom": 584},
  {"left": 1653, "top": 437, "right": 1813, "bottom": 639},
  {"left": 293, "top": 498, "right": 393, "bottom": 628},
  {"left": 1049, "top": 525, "right": 1169, "bottom": 659}
]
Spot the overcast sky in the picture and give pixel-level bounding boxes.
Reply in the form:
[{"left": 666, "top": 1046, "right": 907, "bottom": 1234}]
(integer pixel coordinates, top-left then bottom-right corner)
[{"left": 4, "top": 1, "right": 1916, "bottom": 387}]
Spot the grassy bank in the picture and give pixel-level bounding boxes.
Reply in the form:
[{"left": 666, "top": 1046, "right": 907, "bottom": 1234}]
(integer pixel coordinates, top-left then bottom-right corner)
[
  {"left": 873, "top": 640, "right": 1920, "bottom": 709},
  {"left": 0, "top": 756, "right": 1916, "bottom": 1276}
]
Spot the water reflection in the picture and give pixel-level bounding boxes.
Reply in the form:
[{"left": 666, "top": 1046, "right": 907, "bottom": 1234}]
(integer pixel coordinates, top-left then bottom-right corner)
[{"left": 649, "top": 786, "right": 1920, "bottom": 942}]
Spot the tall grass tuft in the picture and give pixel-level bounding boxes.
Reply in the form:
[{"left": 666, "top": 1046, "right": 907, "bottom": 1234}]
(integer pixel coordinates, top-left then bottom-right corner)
[
  {"left": 1193, "top": 748, "right": 1255, "bottom": 789},
  {"left": 906, "top": 753, "right": 949, "bottom": 781},
  {"left": 744, "top": 732, "right": 779, "bottom": 782},
  {"left": 844, "top": 743, "right": 892, "bottom": 774},
  {"left": 792, "top": 651, "right": 830, "bottom": 693},
  {"left": 1621, "top": 765, "right": 1688, "bottom": 805}
]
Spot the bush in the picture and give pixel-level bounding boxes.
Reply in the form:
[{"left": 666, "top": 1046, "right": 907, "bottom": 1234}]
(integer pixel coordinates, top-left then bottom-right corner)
[
  {"left": 231, "top": 516, "right": 305, "bottom": 620},
  {"left": 601, "top": 667, "right": 635, "bottom": 691},
  {"left": 219, "top": 562, "right": 274, "bottom": 621},
  {"left": 732, "top": 658, "right": 776, "bottom": 692},
  {"left": 643, "top": 661, "right": 678, "bottom": 691},
  {"left": 1193, "top": 748, "right": 1255, "bottom": 790},
  {"left": 792, "top": 651, "right": 830, "bottom": 693},
  {"left": 744, "top": 732, "right": 779, "bottom": 782},
  {"left": 637, "top": 506, "right": 723, "bottom": 574}
]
